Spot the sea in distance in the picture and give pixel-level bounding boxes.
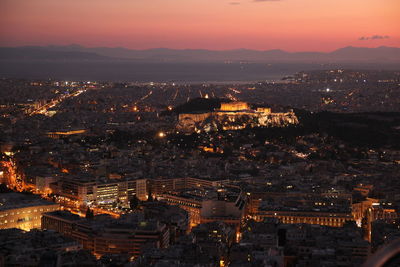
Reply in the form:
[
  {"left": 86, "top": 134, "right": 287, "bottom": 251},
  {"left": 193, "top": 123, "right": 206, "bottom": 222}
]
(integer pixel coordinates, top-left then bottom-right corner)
[{"left": 1, "top": 61, "right": 398, "bottom": 83}]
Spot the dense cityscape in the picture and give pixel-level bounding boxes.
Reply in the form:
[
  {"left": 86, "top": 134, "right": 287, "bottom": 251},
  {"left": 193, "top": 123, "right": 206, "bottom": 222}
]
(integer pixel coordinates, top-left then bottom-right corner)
[{"left": 0, "top": 69, "right": 399, "bottom": 266}]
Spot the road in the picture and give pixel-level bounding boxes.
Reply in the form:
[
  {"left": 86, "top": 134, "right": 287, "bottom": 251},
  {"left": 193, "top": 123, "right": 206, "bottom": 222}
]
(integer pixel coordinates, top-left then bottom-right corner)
[
  {"left": 29, "top": 89, "right": 86, "bottom": 116},
  {"left": 0, "top": 159, "right": 23, "bottom": 191}
]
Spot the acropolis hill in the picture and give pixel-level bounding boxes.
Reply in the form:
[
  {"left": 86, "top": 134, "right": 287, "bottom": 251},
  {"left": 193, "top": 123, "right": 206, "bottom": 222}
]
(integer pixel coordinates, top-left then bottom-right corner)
[{"left": 176, "top": 99, "right": 299, "bottom": 133}]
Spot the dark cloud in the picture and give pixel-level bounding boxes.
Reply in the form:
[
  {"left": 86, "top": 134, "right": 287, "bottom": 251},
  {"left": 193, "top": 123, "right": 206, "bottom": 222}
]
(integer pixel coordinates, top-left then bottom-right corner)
[
  {"left": 229, "top": 2, "right": 241, "bottom": 5},
  {"left": 359, "top": 35, "right": 390, "bottom": 41}
]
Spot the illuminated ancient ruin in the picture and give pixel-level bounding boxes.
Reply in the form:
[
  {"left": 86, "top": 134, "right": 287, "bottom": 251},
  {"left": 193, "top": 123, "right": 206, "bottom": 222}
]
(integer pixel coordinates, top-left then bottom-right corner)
[{"left": 177, "top": 101, "right": 299, "bottom": 133}]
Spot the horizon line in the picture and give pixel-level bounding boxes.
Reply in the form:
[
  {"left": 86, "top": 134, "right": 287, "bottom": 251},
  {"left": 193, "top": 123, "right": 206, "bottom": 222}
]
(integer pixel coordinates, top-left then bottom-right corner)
[{"left": 1, "top": 44, "right": 399, "bottom": 54}]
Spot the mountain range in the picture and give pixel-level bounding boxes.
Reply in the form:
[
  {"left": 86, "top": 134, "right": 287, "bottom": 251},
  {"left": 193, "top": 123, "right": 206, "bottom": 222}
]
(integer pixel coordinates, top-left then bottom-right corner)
[{"left": 1, "top": 45, "right": 399, "bottom": 63}]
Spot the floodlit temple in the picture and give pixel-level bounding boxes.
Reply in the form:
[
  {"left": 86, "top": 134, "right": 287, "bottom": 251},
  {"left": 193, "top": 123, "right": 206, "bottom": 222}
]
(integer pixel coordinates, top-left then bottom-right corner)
[{"left": 177, "top": 101, "right": 299, "bottom": 133}]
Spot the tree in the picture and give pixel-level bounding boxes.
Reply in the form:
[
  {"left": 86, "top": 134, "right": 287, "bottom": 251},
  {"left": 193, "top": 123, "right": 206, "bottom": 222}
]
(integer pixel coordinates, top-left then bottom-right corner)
[
  {"left": 86, "top": 207, "right": 94, "bottom": 219},
  {"left": 147, "top": 188, "right": 154, "bottom": 202},
  {"left": 0, "top": 183, "right": 11, "bottom": 193},
  {"left": 129, "top": 195, "right": 140, "bottom": 210}
]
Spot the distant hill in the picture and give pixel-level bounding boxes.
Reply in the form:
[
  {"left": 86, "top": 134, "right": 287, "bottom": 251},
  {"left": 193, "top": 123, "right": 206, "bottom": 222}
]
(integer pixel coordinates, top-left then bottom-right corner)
[
  {"left": 329, "top": 46, "right": 400, "bottom": 62},
  {"left": 0, "top": 47, "right": 108, "bottom": 61},
  {"left": 1, "top": 45, "right": 399, "bottom": 63}
]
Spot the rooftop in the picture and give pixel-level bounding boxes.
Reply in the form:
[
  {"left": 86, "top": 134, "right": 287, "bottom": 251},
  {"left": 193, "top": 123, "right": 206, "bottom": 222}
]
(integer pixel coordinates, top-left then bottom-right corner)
[{"left": 0, "top": 193, "right": 58, "bottom": 211}]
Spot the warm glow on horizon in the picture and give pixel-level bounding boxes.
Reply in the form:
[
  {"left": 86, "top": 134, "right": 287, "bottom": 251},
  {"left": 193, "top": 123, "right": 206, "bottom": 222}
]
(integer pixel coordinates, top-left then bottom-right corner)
[{"left": 0, "top": 0, "right": 399, "bottom": 51}]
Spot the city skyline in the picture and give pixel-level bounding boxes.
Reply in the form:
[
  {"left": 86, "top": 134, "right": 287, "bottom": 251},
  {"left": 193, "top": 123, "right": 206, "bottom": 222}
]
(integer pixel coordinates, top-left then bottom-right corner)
[
  {"left": 1, "top": 0, "right": 399, "bottom": 51},
  {"left": 1, "top": 1, "right": 400, "bottom": 266}
]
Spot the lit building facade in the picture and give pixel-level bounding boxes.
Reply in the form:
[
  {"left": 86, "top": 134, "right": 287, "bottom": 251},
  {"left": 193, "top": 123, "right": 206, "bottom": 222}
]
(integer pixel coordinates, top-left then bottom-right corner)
[
  {"left": 42, "top": 211, "right": 169, "bottom": 257},
  {"left": 158, "top": 193, "right": 202, "bottom": 226},
  {"left": 151, "top": 177, "right": 224, "bottom": 196},
  {"left": 54, "top": 177, "right": 149, "bottom": 207},
  {"left": 158, "top": 187, "right": 244, "bottom": 229},
  {"left": 0, "top": 193, "right": 59, "bottom": 231},
  {"left": 255, "top": 210, "right": 353, "bottom": 227}
]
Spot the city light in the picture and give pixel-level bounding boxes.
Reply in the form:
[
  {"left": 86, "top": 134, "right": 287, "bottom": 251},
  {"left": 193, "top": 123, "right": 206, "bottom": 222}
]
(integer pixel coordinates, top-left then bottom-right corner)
[{"left": 0, "top": 53, "right": 398, "bottom": 265}]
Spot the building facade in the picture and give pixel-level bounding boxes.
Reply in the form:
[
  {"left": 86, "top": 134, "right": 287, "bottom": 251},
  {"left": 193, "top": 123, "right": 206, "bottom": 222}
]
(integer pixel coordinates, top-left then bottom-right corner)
[{"left": 0, "top": 193, "right": 59, "bottom": 231}]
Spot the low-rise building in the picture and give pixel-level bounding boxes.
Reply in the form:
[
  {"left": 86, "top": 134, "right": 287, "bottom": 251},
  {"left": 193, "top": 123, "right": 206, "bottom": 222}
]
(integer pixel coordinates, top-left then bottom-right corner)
[
  {"left": 42, "top": 210, "right": 169, "bottom": 257},
  {"left": 0, "top": 228, "right": 81, "bottom": 266},
  {"left": 0, "top": 192, "right": 59, "bottom": 230}
]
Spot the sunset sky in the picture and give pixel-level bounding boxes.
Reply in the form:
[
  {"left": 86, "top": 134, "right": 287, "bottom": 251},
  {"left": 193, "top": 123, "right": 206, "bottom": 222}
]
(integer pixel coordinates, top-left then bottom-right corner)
[{"left": 0, "top": 0, "right": 399, "bottom": 51}]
